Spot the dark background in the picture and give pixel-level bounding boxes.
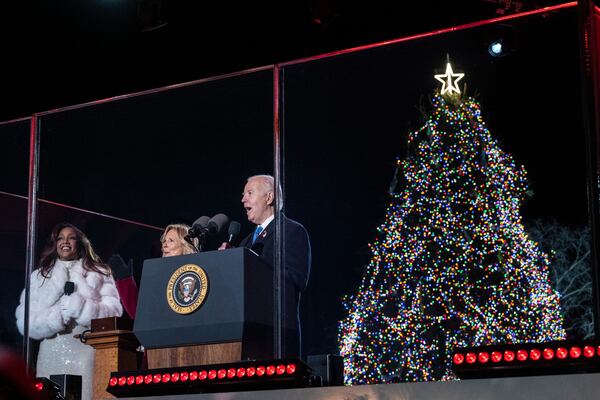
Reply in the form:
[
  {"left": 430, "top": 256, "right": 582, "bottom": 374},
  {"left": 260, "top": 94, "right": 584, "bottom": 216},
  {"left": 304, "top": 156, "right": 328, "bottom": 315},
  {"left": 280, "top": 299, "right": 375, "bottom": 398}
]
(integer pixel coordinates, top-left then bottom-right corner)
[{"left": 0, "top": 0, "right": 566, "bottom": 122}]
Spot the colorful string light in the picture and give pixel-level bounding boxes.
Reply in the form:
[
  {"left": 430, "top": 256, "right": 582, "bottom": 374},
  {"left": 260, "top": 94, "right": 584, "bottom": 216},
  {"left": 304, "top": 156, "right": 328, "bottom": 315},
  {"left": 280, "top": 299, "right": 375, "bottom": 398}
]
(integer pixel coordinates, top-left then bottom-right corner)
[{"left": 338, "top": 92, "right": 566, "bottom": 384}]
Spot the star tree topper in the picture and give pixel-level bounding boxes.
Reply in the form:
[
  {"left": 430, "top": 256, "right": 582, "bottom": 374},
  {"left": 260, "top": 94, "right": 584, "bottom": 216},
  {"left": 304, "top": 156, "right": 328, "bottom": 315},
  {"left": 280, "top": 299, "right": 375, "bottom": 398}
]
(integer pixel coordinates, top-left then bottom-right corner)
[{"left": 434, "top": 62, "right": 465, "bottom": 95}]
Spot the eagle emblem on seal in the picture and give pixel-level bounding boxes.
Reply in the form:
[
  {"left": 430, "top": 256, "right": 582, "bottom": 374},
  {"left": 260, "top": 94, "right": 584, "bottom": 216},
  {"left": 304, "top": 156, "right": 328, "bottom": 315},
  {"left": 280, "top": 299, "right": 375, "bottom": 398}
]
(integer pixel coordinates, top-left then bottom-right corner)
[{"left": 166, "top": 264, "right": 209, "bottom": 314}]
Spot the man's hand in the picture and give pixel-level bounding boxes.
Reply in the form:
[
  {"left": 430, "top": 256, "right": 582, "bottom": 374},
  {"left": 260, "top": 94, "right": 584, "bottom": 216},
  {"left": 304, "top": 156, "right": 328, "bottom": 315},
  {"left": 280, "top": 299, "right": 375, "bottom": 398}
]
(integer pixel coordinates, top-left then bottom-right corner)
[{"left": 218, "top": 242, "right": 232, "bottom": 251}]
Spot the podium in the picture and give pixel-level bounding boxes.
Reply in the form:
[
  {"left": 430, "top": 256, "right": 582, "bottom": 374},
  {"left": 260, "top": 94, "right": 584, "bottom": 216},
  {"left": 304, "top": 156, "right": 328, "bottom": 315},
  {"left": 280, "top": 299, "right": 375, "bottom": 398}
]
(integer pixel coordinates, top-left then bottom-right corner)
[
  {"left": 83, "top": 318, "right": 139, "bottom": 399},
  {"left": 134, "top": 248, "right": 274, "bottom": 368}
]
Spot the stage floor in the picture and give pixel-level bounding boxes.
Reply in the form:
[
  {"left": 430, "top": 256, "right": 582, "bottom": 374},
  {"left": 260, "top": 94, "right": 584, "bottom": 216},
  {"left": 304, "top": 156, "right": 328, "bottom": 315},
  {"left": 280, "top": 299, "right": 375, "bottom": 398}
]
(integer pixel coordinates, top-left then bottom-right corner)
[{"left": 107, "top": 371, "right": 600, "bottom": 400}]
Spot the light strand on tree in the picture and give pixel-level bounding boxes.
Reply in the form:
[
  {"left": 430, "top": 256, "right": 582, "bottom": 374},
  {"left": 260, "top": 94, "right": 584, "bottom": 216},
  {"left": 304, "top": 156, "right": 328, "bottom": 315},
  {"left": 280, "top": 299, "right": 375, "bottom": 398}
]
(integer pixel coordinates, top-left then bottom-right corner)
[{"left": 339, "top": 92, "right": 565, "bottom": 384}]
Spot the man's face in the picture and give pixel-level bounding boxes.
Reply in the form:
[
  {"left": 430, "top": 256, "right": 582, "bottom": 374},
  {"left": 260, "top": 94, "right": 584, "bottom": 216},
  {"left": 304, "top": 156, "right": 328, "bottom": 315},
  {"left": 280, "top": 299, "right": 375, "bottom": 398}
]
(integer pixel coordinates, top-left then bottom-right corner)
[{"left": 241, "top": 178, "right": 273, "bottom": 225}]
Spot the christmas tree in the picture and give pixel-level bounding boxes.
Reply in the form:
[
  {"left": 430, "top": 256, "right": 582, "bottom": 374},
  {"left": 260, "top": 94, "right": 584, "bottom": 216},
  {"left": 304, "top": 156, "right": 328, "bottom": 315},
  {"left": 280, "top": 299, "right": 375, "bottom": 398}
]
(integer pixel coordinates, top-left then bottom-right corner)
[{"left": 338, "top": 62, "right": 566, "bottom": 384}]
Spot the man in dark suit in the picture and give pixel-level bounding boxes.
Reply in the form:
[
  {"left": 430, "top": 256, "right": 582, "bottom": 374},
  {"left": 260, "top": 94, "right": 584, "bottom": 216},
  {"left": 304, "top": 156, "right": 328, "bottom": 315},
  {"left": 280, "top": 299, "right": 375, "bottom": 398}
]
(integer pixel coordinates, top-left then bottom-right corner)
[{"left": 221, "top": 174, "right": 311, "bottom": 358}]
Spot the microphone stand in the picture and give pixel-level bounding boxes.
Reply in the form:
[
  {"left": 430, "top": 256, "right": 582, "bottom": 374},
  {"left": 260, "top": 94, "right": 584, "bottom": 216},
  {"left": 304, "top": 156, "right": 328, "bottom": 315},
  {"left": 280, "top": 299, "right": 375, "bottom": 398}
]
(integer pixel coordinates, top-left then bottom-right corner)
[{"left": 185, "top": 231, "right": 208, "bottom": 252}]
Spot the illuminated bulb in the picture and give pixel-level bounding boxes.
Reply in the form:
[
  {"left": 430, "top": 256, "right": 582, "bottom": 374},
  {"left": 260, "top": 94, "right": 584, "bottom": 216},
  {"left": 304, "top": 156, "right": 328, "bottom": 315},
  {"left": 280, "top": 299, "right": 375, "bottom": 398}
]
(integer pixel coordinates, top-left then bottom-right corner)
[{"left": 491, "top": 351, "right": 503, "bottom": 362}]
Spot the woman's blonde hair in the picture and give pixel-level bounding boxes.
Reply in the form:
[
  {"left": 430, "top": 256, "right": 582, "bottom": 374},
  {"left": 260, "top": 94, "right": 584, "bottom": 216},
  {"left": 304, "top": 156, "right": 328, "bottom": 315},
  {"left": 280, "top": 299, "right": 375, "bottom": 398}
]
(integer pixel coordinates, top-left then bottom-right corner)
[{"left": 160, "top": 223, "right": 200, "bottom": 255}]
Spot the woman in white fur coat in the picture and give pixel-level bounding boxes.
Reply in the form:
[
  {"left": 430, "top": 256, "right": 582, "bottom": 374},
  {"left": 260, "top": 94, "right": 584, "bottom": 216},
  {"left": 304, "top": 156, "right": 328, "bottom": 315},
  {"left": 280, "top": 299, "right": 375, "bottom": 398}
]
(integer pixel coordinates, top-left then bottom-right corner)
[{"left": 16, "top": 222, "right": 122, "bottom": 400}]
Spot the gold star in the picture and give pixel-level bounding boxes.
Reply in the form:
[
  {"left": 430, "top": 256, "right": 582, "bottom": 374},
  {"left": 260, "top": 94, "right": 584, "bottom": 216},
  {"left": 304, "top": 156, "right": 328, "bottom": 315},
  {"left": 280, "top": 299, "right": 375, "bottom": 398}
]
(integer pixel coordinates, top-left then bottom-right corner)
[{"left": 434, "top": 62, "right": 465, "bottom": 95}]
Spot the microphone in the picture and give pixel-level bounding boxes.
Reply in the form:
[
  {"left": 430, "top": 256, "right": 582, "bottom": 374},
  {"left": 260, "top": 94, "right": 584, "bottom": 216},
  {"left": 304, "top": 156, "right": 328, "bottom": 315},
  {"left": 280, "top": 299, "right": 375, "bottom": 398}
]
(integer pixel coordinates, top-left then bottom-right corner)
[
  {"left": 187, "top": 215, "right": 210, "bottom": 238},
  {"left": 64, "top": 281, "right": 75, "bottom": 296},
  {"left": 228, "top": 221, "right": 241, "bottom": 244},
  {"left": 207, "top": 213, "right": 229, "bottom": 234}
]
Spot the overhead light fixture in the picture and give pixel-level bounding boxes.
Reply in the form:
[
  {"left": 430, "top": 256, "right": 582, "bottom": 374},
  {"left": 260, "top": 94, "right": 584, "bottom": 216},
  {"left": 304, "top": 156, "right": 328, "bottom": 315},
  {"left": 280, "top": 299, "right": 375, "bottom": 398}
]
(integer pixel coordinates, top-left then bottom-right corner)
[
  {"left": 488, "top": 39, "right": 504, "bottom": 57},
  {"left": 485, "top": 24, "right": 518, "bottom": 58}
]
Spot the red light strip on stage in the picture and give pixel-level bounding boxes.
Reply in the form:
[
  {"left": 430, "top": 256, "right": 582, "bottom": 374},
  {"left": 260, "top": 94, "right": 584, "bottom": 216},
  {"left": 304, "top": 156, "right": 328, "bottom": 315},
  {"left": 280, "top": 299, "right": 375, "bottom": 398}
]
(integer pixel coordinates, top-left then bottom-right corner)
[
  {"left": 106, "top": 358, "right": 312, "bottom": 396},
  {"left": 453, "top": 344, "right": 598, "bottom": 366},
  {"left": 108, "top": 363, "right": 299, "bottom": 388},
  {"left": 452, "top": 341, "right": 600, "bottom": 378}
]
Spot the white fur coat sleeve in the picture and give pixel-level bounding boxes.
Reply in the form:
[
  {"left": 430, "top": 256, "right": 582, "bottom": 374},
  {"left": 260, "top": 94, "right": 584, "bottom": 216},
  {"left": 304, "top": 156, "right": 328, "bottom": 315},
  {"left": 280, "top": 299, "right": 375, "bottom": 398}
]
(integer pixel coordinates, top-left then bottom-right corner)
[{"left": 16, "top": 259, "right": 123, "bottom": 340}]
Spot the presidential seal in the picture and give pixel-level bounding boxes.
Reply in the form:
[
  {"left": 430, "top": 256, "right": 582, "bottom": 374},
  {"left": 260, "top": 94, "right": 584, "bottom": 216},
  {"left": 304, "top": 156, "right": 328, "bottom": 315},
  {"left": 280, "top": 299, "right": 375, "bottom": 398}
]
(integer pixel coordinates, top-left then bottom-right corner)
[{"left": 166, "top": 264, "right": 209, "bottom": 314}]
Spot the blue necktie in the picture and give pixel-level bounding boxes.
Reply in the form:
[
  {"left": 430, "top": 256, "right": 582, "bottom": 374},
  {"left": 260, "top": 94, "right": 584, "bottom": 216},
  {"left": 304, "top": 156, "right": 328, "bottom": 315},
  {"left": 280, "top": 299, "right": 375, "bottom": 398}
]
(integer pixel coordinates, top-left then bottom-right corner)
[{"left": 252, "top": 226, "right": 263, "bottom": 244}]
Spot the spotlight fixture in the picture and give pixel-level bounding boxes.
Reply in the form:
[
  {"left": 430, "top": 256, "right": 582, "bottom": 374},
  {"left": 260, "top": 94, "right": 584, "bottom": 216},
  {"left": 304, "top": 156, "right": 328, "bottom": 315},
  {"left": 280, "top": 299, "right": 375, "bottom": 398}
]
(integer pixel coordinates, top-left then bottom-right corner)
[
  {"left": 34, "top": 377, "right": 65, "bottom": 400},
  {"left": 452, "top": 340, "right": 600, "bottom": 379},
  {"left": 488, "top": 40, "right": 504, "bottom": 57},
  {"left": 485, "top": 23, "right": 518, "bottom": 58},
  {"left": 106, "top": 358, "right": 315, "bottom": 397}
]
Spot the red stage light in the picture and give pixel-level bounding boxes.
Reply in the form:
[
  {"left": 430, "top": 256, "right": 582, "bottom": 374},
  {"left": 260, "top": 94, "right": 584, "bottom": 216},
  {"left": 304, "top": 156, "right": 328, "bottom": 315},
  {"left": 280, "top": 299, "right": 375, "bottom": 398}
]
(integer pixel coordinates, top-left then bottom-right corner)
[
  {"left": 286, "top": 364, "right": 297, "bottom": 374},
  {"left": 35, "top": 382, "right": 44, "bottom": 391},
  {"left": 107, "top": 358, "right": 313, "bottom": 397},
  {"left": 516, "top": 350, "right": 528, "bottom": 361},
  {"left": 109, "top": 377, "right": 118, "bottom": 387},
  {"left": 453, "top": 353, "right": 464, "bottom": 365},
  {"left": 453, "top": 341, "right": 600, "bottom": 380},
  {"left": 503, "top": 350, "right": 515, "bottom": 362},
  {"left": 478, "top": 352, "right": 489, "bottom": 363},
  {"left": 543, "top": 348, "right": 555, "bottom": 360},
  {"left": 465, "top": 352, "right": 477, "bottom": 364},
  {"left": 584, "top": 346, "right": 595, "bottom": 358},
  {"left": 491, "top": 351, "right": 502, "bottom": 362}
]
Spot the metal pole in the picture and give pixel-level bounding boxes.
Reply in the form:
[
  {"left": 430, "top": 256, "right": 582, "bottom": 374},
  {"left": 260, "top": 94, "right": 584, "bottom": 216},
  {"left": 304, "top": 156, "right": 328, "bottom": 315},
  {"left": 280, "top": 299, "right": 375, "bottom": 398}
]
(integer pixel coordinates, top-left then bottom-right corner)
[
  {"left": 273, "top": 65, "right": 283, "bottom": 358},
  {"left": 23, "top": 115, "right": 40, "bottom": 370},
  {"left": 578, "top": 0, "right": 600, "bottom": 337}
]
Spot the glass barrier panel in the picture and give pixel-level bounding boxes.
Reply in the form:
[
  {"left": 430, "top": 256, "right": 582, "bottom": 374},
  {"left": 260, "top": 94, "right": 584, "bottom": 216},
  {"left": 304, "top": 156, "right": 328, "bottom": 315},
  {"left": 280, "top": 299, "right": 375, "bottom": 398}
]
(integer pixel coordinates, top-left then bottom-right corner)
[
  {"left": 38, "top": 70, "right": 274, "bottom": 227},
  {"left": 0, "top": 118, "right": 31, "bottom": 357},
  {"left": 21, "top": 201, "right": 162, "bottom": 395},
  {"left": 281, "top": 6, "right": 587, "bottom": 383},
  {"left": 0, "top": 118, "right": 30, "bottom": 196},
  {"left": 30, "top": 68, "right": 275, "bottom": 387}
]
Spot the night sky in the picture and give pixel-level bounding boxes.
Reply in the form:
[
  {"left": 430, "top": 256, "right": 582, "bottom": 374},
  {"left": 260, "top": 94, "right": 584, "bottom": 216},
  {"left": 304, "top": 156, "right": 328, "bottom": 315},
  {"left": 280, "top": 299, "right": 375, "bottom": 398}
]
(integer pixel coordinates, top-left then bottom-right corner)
[{"left": 0, "top": 0, "right": 566, "bottom": 122}]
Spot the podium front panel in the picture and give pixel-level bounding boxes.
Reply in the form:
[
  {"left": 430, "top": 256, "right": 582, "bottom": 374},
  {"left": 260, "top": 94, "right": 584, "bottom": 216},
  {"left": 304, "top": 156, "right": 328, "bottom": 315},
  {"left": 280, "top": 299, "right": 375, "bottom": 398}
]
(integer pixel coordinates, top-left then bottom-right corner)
[{"left": 134, "top": 248, "right": 273, "bottom": 349}]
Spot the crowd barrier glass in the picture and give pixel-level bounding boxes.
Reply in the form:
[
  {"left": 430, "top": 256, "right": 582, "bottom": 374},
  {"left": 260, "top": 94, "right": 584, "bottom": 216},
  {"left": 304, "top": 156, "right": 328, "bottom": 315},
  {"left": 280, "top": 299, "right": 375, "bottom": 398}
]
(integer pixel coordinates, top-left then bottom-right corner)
[
  {"left": 27, "top": 68, "right": 275, "bottom": 371},
  {"left": 0, "top": 118, "right": 31, "bottom": 355},
  {"left": 281, "top": 5, "right": 592, "bottom": 382},
  {"left": 7, "top": 2, "right": 598, "bottom": 387}
]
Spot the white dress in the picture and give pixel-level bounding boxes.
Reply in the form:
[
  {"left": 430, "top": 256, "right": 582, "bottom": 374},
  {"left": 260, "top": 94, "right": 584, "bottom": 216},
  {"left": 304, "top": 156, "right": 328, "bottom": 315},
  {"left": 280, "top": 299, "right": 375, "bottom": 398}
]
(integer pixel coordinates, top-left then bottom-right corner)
[{"left": 16, "top": 259, "right": 123, "bottom": 400}]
